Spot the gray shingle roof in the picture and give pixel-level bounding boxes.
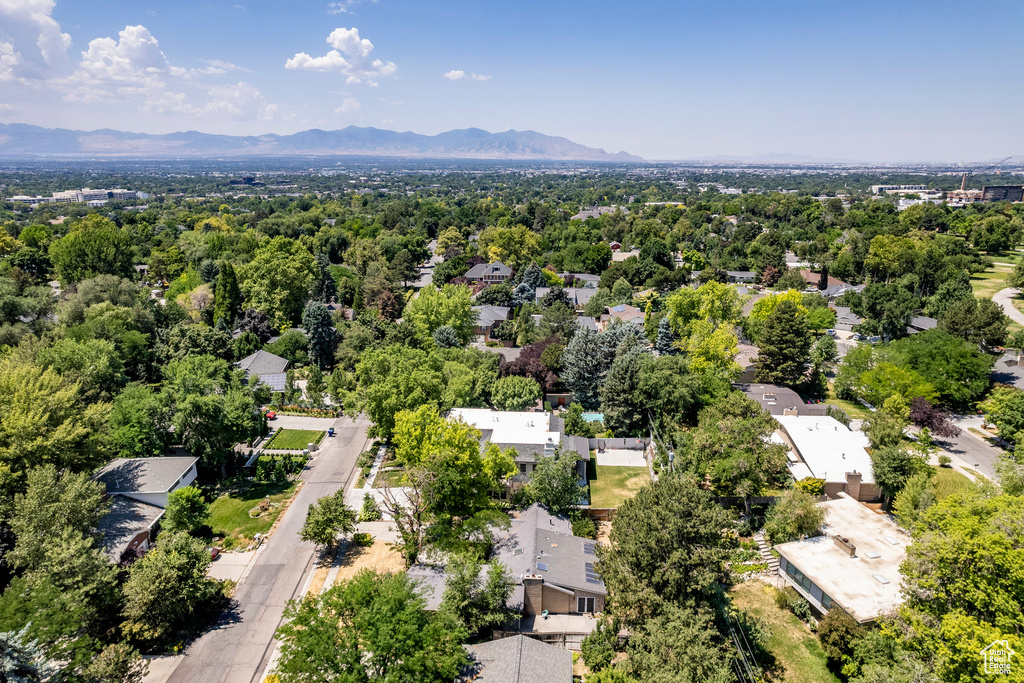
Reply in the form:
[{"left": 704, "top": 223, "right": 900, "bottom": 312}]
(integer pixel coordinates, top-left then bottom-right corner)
[
  {"left": 97, "top": 496, "right": 164, "bottom": 562},
  {"left": 492, "top": 505, "right": 606, "bottom": 596},
  {"left": 251, "top": 372, "right": 287, "bottom": 393},
  {"left": 462, "top": 635, "right": 573, "bottom": 683},
  {"left": 472, "top": 305, "right": 510, "bottom": 328},
  {"left": 535, "top": 287, "right": 599, "bottom": 307},
  {"left": 236, "top": 349, "right": 289, "bottom": 375},
  {"left": 93, "top": 457, "right": 198, "bottom": 495},
  {"left": 466, "top": 261, "right": 512, "bottom": 279}
]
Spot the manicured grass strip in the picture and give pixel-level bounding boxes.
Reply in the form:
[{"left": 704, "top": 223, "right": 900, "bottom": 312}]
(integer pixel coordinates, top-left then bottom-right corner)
[
  {"left": 207, "top": 481, "right": 297, "bottom": 546},
  {"left": 931, "top": 466, "right": 974, "bottom": 501},
  {"left": 373, "top": 467, "right": 407, "bottom": 488},
  {"left": 970, "top": 266, "right": 1013, "bottom": 299},
  {"left": 824, "top": 383, "right": 873, "bottom": 421},
  {"left": 265, "top": 429, "right": 325, "bottom": 451},
  {"left": 730, "top": 581, "right": 840, "bottom": 683},
  {"left": 588, "top": 464, "right": 650, "bottom": 509}
]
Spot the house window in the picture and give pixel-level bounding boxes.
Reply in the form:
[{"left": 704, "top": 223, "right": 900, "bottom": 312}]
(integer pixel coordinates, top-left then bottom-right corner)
[
  {"left": 577, "top": 597, "right": 595, "bottom": 613},
  {"left": 519, "top": 464, "right": 527, "bottom": 474},
  {"left": 822, "top": 593, "right": 834, "bottom": 610}
]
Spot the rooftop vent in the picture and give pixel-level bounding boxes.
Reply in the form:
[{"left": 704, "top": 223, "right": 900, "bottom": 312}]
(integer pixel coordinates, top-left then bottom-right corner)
[
  {"left": 865, "top": 551, "right": 881, "bottom": 559},
  {"left": 872, "top": 574, "right": 890, "bottom": 585},
  {"left": 537, "top": 562, "right": 548, "bottom": 572},
  {"left": 833, "top": 535, "right": 856, "bottom": 557},
  {"left": 883, "top": 536, "right": 900, "bottom": 546}
]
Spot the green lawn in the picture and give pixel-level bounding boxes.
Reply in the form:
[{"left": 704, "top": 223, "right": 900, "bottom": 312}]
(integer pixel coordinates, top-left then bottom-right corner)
[
  {"left": 931, "top": 466, "right": 974, "bottom": 501},
  {"left": 373, "top": 467, "right": 407, "bottom": 488},
  {"left": 824, "top": 382, "right": 873, "bottom": 421},
  {"left": 265, "top": 429, "right": 325, "bottom": 451},
  {"left": 970, "top": 265, "right": 1014, "bottom": 299},
  {"left": 207, "top": 481, "right": 298, "bottom": 548},
  {"left": 731, "top": 581, "right": 840, "bottom": 683},
  {"left": 588, "top": 464, "right": 650, "bottom": 508}
]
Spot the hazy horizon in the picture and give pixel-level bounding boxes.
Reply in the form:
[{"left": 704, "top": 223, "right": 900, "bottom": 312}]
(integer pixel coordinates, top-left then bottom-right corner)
[{"left": 2, "top": 0, "right": 1022, "bottom": 162}]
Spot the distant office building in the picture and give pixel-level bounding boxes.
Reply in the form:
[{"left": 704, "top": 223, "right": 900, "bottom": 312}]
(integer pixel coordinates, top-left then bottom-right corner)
[
  {"left": 870, "top": 184, "right": 927, "bottom": 195},
  {"left": 8, "top": 187, "right": 137, "bottom": 206},
  {"left": 981, "top": 185, "right": 1024, "bottom": 203}
]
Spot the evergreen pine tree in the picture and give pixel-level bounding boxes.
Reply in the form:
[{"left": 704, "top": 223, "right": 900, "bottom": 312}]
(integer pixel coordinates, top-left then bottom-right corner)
[
  {"left": 755, "top": 299, "right": 812, "bottom": 386},
  {"left": 655, "top": 316, "right": 678, "bottom": 356},
  {"left": 314, "top": 254, "right": 337, "bottom": 303},
  {"left": 302, "top": 300, "right": 337, "bottom": 370},
  {"left": 213, "top": 262, "right": 242, "bottom": 327}
]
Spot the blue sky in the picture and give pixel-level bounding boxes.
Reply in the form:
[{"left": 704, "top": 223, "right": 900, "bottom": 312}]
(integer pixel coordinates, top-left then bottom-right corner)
[{"left": 1, "top": 0, "right": 1022, "bottom": 161}]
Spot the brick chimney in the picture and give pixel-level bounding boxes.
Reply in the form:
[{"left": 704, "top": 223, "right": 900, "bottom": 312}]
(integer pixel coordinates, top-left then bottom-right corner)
[
  {"left": 845, "top": 470, "right": 862, "bottom": 500},
  {"left": 522, "top": 575, "right": 544, "bottom": 615}
]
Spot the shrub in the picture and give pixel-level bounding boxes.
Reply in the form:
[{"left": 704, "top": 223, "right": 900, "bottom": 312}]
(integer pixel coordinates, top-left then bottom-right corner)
[
  {"left": 818, "top": 606, "right": 862, "bottom": 662},
  {"left": 352, "top": 532, "right": 374, "bottom": 547},
  {"left": 938, "top": 454, "right": 951, "bottom": 467},
  {"left": 571, "top": 512, "right": 597, "bottom": 539},
  {"left": 359, "top": 493, "right": 381, "bottom": 522},
  {"left": 357, "top": 449, "right": 377, "bottom": 468},
  {"left": 581, "top": 618, "right": 619, "bottom": 671}
]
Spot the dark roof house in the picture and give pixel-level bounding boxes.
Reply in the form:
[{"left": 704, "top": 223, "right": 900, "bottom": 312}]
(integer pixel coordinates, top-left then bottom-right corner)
[
  {"left": 236, "top": 349, "right": 289, "bottom": 375},
  {"left": 96, "top": 496, "right": 165, "bottom": 563},
  {"left": 465, "top": 261, "right": 513, "bottom": 283},
  {"left": 94, "top": 457, "right": 199, "bottom": 506},
  {"left": 461, "top": 635, "right": 573, "bottom": 683}
]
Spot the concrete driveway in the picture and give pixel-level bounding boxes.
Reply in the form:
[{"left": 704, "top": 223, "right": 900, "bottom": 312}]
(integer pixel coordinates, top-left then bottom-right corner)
[
  {"left": 165, "top": 414, "right": 371, "bottom": 683},
  {"left": 993, "top": 288, "right": 1024, "bottom": 326}
]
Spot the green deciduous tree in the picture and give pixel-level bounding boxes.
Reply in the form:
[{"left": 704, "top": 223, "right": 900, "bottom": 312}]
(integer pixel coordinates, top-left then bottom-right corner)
[
  {"left": 403, "top": 283, "right": 476, "bottom": 345},
  {"left": 300, "top": 491, "right": 356, "bottom": 550},
  {"left": 870, "top": 445, "right": 926, "bottom": 507},
  {"left": 622, "top": 604, "right": 734, "bottom": 683},
  {"left": 520, "top": 449, "right": 583, "bottom": 515},
  {"left": 490, "top": 375, "right": 542, "bottom": 411},
  {"left": 163, "top": 486, "right": 210, "bottom": 535},
  {"left": 48, "top": 215, "right": 134, "bottom": 284},
  {"left": 938, "top": 296, "right": 1009, "bottom": 351},
  {"left": 121, "top": 532, "right": 222, "bottom": 649},
  {"left": 239, "top": 236, "right": 316, "bottom": 326},
  {"left": 438, "top": 555, "right": 515, "bottom": 636},
  {"left": 893, "top": 471, "right": 937, "bottom": 532},
  {"left": 763, "top": 489, "right": 826, "bottom": 544},
  {"left": 596, "top": 477, "right": 731, "bottom": 626},
  {"left": 275, "top": 569, "right": 468, "bottom": 683}
]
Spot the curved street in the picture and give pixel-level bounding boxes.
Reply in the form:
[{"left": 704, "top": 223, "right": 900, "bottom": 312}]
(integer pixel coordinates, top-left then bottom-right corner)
[{"left": 993, "top": 288, "right": 1024, "bottom": 326}]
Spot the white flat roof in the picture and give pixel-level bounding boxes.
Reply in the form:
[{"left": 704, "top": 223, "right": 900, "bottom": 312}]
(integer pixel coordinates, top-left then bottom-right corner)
[
  {"left": 774, "top": 494, "right": 908, "bottom": 623},
  {"left": 449, "top": 408, "right": 559, "bottom": 446},
  {"left": 775, "top": 415, "right": 874, "bottom": 484}
]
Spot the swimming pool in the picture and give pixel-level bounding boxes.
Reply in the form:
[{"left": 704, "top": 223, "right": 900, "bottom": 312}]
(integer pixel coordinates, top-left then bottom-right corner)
[{"left": 582, "top": 412, "right": 604, "bottom": 423}]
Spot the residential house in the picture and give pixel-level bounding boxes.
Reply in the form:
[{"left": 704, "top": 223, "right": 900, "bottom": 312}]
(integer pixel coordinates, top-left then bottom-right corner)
[
  {"left": 535, "top": 287, "right": 599, "bottom": 310},
  {"left": 832, "top": 306, "right": 863, "bottom": 332},
  {"left": 448, "top": 408, "right": 590, "bottom": 483},
  {"left": 493, "top": 504, "right": 607, "bottom": 617},
  {"left": 603, "top": 304, "right": 644, "bottom": 325},
  {"left": 992, "top": 350, "right": 1024, "bottom": 390},
  {"left": 236, "top": 349, "right": 290, "bottom": 393},
  {"left": 726, "top": 270, "right": 757, "bottom": 284},
  {"left": 559, "top": 273, "right": 601, "bottom": 288},
  {"left": 799, "top": 270, "right": 848, "bottom": 289},
  {"left": 461, "top": 635, "right": 573, "bottom": 683},
  {"left": 773, "top": 414, "right": 880, "bottom": 501},
  {"left": 737, "top": 383, "right": 827, "bottom": 417},
  {"left": 907, "top": 316, "right": 937, "bottom": 335},
  {"left": 735, "top": 344, "right": 760, "bottom": 383},
  {"left": 473, "top": 305, "right": 511, "bottom": 339},
  {"left": 465, "top": 261, "right": 513, "bottom": 285},
  {"left": 775, "top": 493, "right": 908, "bottom": 623},
  {"left": 93, "top": 456, "right": 199, "bottom": 563},
  {"left": 607, "top": 241, "right": 622, "bottom": 251}
]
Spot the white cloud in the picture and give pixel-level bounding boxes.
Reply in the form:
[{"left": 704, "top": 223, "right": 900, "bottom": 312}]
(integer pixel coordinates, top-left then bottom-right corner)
[
  {"left": 327, "top": 0, "right": 377, "bottom": 14},
  {"left": 203, "top": 81, "right": 273, "bottom": 120},
  {"left": 193, "top": 59, "right": 250, "bottom": 76},
  {"left": 0, "top": 0, "right": 72, "bottom": 82},
  {"left": 0, "top": 102, "right": 15, "bottom": 114},
  {"left": 285, "top": 27, "right": 396, "bottom": 85},
  {"left": 444, "top": 69, "right": 490, "bottom": 81},
  {"left": 334, "top": 96, "right": 360, "bottom": 113}
]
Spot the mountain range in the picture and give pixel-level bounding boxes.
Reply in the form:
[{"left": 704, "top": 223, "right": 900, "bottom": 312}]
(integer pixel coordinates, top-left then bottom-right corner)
[{"left": 0, "top": 123, "right": 642, "bottom": 161}]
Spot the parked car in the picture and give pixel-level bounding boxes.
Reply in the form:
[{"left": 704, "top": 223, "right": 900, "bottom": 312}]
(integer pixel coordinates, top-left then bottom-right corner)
[
  {"left": 868, "top": 336, "right": 882, "bottom": 344},
  {"left": 826, "top": 328, "right": 837, "bottom": 337},
  {"left": 206, "top": 546, "right": 220, "bottom": 560},
  {"left": 265, "top": 410, "right": 277, "bottom": 420},
  {"left": 851, "top": 333, "right": 865, "bottom": 341}
]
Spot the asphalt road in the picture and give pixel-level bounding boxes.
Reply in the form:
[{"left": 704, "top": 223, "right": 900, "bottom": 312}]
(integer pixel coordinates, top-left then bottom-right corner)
[
  {"left": 935, "top": 424, "right": 999, "bottom": 480},
  {"left": 993, "top": 288, "right": 1024, "bottom": 326},
  {"left": 166, "top": 414, "right": 371, "bottom": 683}
]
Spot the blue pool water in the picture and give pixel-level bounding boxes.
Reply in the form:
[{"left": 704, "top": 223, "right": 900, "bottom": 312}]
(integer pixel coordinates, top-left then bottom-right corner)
[{"left": 582, "top": 412, "right": 604, "bottom": 423}]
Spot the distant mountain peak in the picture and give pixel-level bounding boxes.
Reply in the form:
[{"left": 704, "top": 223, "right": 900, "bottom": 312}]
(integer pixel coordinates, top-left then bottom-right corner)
[{"left": 0, "top": 123, "right": 643, "bottom": 161}]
